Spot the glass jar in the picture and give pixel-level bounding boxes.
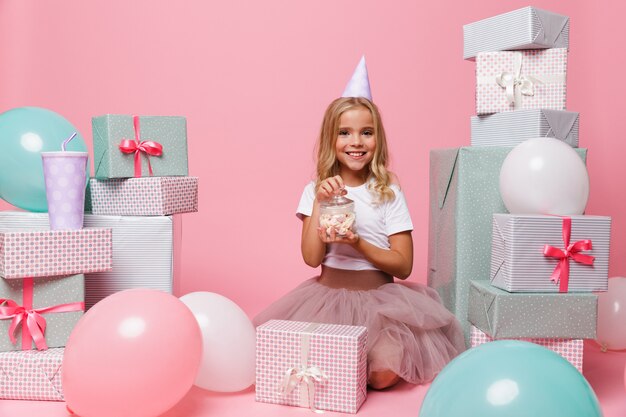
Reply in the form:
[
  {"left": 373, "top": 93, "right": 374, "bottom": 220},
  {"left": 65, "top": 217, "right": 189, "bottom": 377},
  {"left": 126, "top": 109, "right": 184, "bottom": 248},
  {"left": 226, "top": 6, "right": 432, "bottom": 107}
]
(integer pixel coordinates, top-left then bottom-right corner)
[{"left": 319, "top": 194, "right": 356, "bottom": 237}]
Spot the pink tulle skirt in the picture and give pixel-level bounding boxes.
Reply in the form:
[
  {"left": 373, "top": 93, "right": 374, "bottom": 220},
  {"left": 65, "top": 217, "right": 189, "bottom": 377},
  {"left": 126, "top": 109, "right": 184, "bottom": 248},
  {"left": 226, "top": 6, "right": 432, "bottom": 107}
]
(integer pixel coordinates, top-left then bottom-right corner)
[{"left": 253, "top": 276, "right": 466, "bottom": 385}]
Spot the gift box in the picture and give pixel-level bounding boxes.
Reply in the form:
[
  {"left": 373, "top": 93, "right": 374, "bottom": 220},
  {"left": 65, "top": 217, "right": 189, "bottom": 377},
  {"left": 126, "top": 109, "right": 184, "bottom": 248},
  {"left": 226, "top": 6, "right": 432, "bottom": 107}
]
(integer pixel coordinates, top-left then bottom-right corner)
[
  {"left": 92, "top": 114, "right": 188, "bottom": 179},
  {"left": 89, "top": 176, "right": 199, "bottom": 216},
  {"left": 0, "top": 347, "right": 64, "bottom": 401},
  {"left": 0, "top": 275, "right": 84, "bottom": 352},
  {"left": 471, "top": 109, "right": 579, "bottom": 147},
  {"left": 0, "top": 212, "right": 181, "bottom": 309},
  {"left": 470, "top": 326, "right": 583, "bottom": 372},
  {"left": 468, "top": 280, "right": 597, "bottom": 339},
  {"left": 427, "top": 147, "right": 587, "bottom": 342},
  {"left": 476, "top": 48, "right": 567, "bottom": 115},
  {"left": 256, "top": 320, "right": 367, "bottom": 414},
  {"left": 463, "top": 6, "right": 569, "bottom": 60},
  {"left": 0, "top": 228, "right": 112, "bottom": 279},
  {"left": 491, "top": 214, "right": 611, "bottom": 293}
]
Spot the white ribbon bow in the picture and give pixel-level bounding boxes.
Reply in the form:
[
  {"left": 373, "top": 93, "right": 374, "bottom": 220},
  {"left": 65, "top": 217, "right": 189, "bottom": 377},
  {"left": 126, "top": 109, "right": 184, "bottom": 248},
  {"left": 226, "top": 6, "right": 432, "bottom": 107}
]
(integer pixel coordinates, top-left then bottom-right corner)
[
  {"left": 279, "top": 366, "right": 328, "bottom": 413},
  {"left": 495, "top": 53, "right": 543, "bottom": 108}
]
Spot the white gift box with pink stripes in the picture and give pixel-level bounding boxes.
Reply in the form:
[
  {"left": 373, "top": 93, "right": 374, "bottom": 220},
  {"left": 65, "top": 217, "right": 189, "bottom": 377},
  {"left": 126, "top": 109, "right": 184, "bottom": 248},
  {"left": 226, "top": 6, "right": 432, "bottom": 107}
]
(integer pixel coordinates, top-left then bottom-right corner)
[
  {"left": 255, "top": 320, "right": 367, "bottom": 414},
  {"left": 476, "top": 48, "right": 568, "bottom": 115},
  {"left": 470, "top": 326, "right": 583, "bottom": 372}
]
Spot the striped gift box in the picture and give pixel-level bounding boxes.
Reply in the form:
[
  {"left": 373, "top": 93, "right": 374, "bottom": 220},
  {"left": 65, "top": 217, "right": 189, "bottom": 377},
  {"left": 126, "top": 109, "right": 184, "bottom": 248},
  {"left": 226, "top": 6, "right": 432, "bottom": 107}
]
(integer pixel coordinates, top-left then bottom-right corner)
[
  {"left": 0, "top": 212, "right": 181, "bottom": 309},
  {"left": 89, "top": 176, "right": 198, "bottom": 216},
  {"left": 476, "top": 48, "right": 568, "bottom": 115},
  {"left": 463, "top": 6, "right": 569, "bottom": 60},
  {"left": 471, "top": 110, "right": 579, "bottom": 147},
  {"left": 256, "top": 320, "right": 367, "bottom": 414},
  {"left": 0, "top": 348, "right": 64, "bottom": 401},
  {"left": 470, "top": 326, "right": 583, "bottom": 372},
  {"left": 491, "top": 214, "right": 611, "bottom": 292}
]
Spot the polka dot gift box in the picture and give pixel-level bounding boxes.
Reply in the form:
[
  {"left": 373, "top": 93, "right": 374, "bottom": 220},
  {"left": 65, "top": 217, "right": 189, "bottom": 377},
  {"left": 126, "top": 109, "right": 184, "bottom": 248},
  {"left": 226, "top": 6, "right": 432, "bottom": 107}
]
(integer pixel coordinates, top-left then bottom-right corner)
[
  {"left": 92, "top": 114, "right": 188, "bottom": 180},
  {"left": 470, "top": 326, "right": 583, "bottom": 373},
  {"left": 0, "top": 228, "right": 112, "bottom": 279},
  {"left": 256, "top": 320, "right": 367, "bottom": 414},
  {"left": 0, "top": 348, "right": 65, "bottom": 401},
  {"left": 475, "top": 48, "right": 568, "bottom": 115},
  {"left": 88, "top": 176, "right": 198, "bottom": 216},
  {"left": 467, "top": 280, "right": 598, "bottom": 340}
]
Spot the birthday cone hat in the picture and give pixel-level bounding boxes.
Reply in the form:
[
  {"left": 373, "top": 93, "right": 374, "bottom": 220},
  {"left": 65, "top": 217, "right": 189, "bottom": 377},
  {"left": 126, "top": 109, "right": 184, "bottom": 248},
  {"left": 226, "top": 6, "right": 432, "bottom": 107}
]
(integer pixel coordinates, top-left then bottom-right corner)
[{"left": 341, "top": 55, "right": 372, "bottom": 101}]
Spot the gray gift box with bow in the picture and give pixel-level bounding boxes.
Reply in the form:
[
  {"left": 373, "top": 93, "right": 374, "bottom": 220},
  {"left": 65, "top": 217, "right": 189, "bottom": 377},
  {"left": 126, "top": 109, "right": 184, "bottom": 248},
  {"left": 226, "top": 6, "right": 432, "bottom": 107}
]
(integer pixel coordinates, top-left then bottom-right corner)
[
  {"left": 427, "top": 147, "right": 587, "bottom": 344},
  {"left": 463, "top": 6, "right": 570, "bottom": 60},
  {"left": 468, "top": 280, "right": 597, "bottom": 339},
  {"left": 471, "top": 110, "right": 580, "bottom": 147},
  {"left": 92, "top": 115, "right": 188, "bottom": 179},
  {"left": 0, "top": 274, "right": 84, "bottom": 352}
]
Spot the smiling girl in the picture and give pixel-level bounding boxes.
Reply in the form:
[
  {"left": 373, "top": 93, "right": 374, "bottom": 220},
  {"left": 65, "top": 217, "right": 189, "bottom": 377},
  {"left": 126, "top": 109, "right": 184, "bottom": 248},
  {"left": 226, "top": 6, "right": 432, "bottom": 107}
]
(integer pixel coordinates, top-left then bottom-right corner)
[{"left": 254, "top": 58, "right": 464, "bottom": 389}]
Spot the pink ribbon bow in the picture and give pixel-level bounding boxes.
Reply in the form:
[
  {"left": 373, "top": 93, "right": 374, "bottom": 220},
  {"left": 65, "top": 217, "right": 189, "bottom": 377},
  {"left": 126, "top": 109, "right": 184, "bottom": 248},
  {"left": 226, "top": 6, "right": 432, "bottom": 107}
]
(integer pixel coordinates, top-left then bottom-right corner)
[
  {"left": 0, "top": 278, "right": 85, "bottom": 350},
  {"left": 543, "top": 217, "right": 594, "bottom": 293},
  {"left": 119, "top": 115, "right": 163, "bottom": 177}
]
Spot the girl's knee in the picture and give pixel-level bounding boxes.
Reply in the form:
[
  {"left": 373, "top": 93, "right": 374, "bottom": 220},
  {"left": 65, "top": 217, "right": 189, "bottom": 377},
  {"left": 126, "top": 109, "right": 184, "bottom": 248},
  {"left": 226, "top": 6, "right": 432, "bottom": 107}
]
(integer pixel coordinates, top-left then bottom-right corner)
[{"left": 368, "top": 369, "right": 401, "bottom": 390}]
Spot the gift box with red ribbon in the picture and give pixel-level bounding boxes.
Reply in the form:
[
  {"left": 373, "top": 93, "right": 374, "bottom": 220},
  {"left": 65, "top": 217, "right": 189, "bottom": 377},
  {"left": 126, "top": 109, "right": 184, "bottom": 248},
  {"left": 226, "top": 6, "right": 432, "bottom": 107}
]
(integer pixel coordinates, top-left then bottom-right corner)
[
  {"left": 470, "top": 326, "right": 583, "bottom": 372},
  {"left": 92, "top": 114, "right": 188, "bottom": 179},
  {"left": 256, "top": 320, "right": 367, "bottom": 414},
  {"left": 475, "top": 48, "right": 568, "bottom": 115},
  {"left": 89, "top": 176, "right": 198, "bottom": 216},
  {"left": 490, "top": 214, "right": 611, "bottom": 293},
  {"left": 0, "top": 274, "right": 84, "bottom": 352},
  {"left": 0, "top": 347, "right": 65, "bottom": 400},
  {"left": 0, "top": 228, "right": 113, "bottom": 279}
]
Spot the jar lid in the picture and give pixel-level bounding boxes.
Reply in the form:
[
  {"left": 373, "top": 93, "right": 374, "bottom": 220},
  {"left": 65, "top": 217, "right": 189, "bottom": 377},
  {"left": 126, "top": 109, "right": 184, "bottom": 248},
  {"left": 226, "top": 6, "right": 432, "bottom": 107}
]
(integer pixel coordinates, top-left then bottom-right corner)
[{"left": 320, "top": 194, "right": 354, "bottom": 208}]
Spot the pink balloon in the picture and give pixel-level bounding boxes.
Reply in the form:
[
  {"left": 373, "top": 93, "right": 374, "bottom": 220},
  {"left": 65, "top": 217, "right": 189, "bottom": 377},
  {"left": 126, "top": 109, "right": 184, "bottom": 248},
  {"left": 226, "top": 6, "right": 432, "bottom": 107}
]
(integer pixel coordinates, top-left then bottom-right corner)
[
  {"left": 596, "top": 277, "right": 626, "bottom": 351},
  {"left": 62, "top": 289, "right": 202, "bottom": 417}
]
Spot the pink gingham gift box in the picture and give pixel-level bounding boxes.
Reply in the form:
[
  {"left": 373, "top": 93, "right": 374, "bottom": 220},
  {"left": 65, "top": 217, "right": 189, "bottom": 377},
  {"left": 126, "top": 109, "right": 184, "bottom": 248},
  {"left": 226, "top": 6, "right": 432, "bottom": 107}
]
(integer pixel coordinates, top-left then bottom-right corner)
[
  {"left": 89, "top": 176, "right": 198, "bottom": 216},
  {"left": 0, "top": 348, "right": 64, "bottom": 401},
  {"left": 256, "top": 320, "right": 367, "bottom": 414},
  {"left": 476, "top": 48, "right": 567, "bottom": 115},
  {"left": 470, "top": 326, "right": 583, "bottom": 372},
  {"left": 0, "top": 228, "right": 112, "bottom": 279}
]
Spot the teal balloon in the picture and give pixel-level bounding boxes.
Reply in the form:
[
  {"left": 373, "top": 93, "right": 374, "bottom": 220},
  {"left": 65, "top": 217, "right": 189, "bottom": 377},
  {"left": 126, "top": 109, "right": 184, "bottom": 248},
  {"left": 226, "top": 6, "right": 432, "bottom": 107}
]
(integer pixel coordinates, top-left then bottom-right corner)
[
  {"left": 420, "top": 341, "right": 601, "bottom": 417},
  {"left": 0, "top": 107, "right": 87, "bottom": 212}
]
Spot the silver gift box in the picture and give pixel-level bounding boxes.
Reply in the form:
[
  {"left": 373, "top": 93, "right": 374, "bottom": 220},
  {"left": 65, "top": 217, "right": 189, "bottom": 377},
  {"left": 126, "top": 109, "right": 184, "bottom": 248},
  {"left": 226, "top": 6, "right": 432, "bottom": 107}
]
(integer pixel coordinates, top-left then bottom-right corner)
[
  {"left": 463, "top": 6, "right": 570, "bottom": 60},
  {"left": 471, "top": 110, "right": 579, "bottom": 147},
  {"left": 491, "top": 214, "right": 610, "bottom": 293}
]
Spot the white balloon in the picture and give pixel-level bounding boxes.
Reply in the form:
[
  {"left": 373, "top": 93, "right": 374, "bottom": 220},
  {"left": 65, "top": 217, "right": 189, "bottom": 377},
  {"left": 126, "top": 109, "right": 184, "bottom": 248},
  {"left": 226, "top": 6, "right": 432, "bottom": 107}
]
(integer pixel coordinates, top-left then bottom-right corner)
[
  {"left": 179, "top": 292, "right": 256, "bottom": 392},
  {"left": 596, "top": 277, "right": 626, "bottom": 351},
  {"left": 499, "top": 138, "right": 589, "bottom": 215}
]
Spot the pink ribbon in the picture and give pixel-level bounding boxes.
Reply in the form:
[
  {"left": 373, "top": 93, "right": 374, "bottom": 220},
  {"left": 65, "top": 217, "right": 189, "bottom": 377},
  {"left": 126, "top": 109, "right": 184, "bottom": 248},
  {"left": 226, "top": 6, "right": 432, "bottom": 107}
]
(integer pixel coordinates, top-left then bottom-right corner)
[
  {"left": 0, "top": 278, "right": 85, "bottom": 350},
  {"left": 118, "top": 115, "right": 163, "bottom": 177},
  {"left": 543, "top": 217, "right": 594, "bottom": 293}
]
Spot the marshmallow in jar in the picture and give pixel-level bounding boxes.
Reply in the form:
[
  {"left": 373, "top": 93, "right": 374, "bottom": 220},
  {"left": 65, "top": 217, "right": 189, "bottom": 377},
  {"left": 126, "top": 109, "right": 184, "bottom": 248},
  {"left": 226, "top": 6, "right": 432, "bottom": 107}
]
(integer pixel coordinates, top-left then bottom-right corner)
[{"left": 319, "top": 194, "right": 356, "bottom": 237}]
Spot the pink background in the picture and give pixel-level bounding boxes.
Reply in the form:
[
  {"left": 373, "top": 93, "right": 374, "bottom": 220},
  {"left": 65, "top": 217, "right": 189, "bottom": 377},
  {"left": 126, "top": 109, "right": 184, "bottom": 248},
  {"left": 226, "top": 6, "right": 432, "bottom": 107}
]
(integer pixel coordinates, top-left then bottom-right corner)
[
  {"left": 2, "top": 1, "right": 626, "bottom": 416},
  {"left": 0, "top": 1, "right": 624, "bottom": 316}
]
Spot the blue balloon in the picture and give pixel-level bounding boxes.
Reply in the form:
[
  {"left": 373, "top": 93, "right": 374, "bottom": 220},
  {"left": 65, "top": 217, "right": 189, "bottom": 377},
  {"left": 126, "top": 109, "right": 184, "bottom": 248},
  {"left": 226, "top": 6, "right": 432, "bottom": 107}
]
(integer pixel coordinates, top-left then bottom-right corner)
[
  {"left": 0, "top": 107, "right": 87, "bottom": 212},
  {"left": 420, "top": 340, "right": 601, "bottom": 417}
]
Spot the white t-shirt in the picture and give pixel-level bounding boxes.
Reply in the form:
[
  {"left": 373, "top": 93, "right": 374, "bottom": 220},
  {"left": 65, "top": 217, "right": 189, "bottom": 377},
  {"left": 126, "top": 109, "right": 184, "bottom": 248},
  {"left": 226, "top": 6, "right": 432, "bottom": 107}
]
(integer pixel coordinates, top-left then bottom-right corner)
[{"left": 296, "top": 180, "right": 414, "bottom": 271}]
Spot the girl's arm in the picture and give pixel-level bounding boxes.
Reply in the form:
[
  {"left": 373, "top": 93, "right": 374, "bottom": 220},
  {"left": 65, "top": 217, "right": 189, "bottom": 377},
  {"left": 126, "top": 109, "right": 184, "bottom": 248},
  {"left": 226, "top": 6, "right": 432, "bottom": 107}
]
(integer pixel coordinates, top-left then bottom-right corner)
[{"left": 349, "top": 231, "right": 413, "bottom": 279}]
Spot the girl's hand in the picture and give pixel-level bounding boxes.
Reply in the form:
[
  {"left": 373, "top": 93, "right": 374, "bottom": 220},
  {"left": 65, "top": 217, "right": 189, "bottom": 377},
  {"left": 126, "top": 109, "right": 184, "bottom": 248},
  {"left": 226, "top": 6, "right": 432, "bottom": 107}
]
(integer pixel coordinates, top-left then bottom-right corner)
[
  {"left": 317, "top": 227, "right": 360, "bottom": 246},
  {"left": 316, "top": 175, "right": 347, "bottom": 202}
]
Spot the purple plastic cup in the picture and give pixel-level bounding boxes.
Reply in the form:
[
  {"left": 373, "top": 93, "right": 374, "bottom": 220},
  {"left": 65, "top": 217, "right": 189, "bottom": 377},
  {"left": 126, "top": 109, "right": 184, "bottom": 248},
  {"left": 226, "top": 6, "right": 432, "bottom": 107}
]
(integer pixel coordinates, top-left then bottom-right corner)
[{"left": 41, "top": 151, "right": 88, "bottom": 230}]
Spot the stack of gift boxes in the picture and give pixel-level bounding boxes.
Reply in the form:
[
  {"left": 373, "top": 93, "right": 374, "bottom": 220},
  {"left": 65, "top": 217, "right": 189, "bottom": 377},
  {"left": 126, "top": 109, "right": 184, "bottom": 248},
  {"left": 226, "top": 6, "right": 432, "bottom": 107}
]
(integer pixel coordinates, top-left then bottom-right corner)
[
  {"left": 428, "top": 6, "right": 611, "bottom": 372},
  {"left": 0, "top": 114, "right": 198, "bottom": 401}
]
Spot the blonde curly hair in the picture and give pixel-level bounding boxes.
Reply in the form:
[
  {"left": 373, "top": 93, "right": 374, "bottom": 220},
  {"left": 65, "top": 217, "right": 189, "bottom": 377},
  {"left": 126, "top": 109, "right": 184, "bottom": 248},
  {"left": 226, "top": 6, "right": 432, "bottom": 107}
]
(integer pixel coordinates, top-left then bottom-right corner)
[{"left": 314, "top": 97, "right": 395, "bottom": 203}]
